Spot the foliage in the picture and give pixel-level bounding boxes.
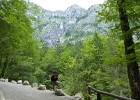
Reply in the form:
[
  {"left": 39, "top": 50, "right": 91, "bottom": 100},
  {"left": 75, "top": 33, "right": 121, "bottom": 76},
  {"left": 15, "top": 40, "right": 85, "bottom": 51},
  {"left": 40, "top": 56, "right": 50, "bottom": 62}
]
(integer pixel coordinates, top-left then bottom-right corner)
[
  {"left": 1, "top": 0, "right": 140, "bottom": 99},
  {"left": 98, "top": 0, "right": 140, "bottom": 99},
  {"left": 0, "top": 0, "right": 41, "bottom": 83}
]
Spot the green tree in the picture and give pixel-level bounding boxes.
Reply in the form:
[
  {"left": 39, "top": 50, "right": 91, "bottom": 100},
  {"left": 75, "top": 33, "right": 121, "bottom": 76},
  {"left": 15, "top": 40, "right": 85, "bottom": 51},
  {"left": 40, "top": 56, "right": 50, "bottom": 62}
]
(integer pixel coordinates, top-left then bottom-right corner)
[
  {"left": 0, "top": 0, "right": 41, "bottom": 83},
  {"left": 100, "top": 0, "right": 140, "bottom": 99},
  {"left": 102, "top": 33, "right": 130, "bottom": 96}
]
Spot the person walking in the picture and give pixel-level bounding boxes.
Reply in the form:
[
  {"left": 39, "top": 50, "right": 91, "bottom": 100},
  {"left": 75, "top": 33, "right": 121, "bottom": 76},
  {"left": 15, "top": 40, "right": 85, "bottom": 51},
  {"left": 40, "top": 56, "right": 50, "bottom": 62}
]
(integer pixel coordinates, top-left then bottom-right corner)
[{"left": 51, "top": 71, "right": 58, "bottom": 91}]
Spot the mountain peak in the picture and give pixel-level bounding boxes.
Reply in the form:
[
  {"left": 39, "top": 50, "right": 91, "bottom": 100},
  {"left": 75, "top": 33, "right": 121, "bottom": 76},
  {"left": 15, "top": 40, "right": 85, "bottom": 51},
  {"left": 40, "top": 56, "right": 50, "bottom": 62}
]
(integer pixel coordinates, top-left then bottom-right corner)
[
  {"left": 33, "top": 4, "right": 106, "bottom": 46},
  {"left": 67, "top": 4, "right": 85, "bottom": 10},
  {"left": 70, "top": 4, "right": 82, "bottom": 8}
]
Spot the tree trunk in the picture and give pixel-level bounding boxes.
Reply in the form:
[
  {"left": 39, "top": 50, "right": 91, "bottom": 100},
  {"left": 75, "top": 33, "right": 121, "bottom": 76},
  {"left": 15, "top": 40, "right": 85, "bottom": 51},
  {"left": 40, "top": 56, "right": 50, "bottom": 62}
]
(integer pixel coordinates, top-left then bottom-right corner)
[
  {"left": 117, "top": 0, "right": 140, "bottom": 99},
  {"left": 1, "top": 56, "right": 8, "bottom": 78},
  {"left": 0, "top": 53, "right": 2, "bottom": 77}
]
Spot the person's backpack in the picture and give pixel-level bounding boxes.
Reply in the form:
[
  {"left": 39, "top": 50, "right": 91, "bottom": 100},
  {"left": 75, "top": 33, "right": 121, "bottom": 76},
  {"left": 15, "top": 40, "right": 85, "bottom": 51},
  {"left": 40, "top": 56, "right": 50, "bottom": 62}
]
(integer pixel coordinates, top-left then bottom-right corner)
[{"left": 51, "top": 75, "right": 58, "bottom": 82}]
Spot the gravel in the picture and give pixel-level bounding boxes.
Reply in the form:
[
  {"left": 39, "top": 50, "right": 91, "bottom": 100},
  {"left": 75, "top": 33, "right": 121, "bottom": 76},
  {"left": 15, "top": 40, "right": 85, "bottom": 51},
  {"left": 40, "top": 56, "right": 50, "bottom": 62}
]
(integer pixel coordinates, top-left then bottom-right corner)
[{"left": 0, "top": 82, "right": 74, "bottom": 100}]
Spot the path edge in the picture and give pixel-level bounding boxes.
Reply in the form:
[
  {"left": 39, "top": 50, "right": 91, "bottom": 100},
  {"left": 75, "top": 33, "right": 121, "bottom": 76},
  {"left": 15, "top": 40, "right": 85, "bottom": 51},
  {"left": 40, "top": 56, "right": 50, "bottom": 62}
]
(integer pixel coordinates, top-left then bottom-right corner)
[{"left": 0, "top": 87, "right": 5, "bottom": 100}]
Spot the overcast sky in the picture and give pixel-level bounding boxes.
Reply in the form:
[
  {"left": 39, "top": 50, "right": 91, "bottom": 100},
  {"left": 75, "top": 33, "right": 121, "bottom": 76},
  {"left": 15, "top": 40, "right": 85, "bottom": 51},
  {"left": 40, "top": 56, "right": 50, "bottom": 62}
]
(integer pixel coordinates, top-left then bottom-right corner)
[{"left": 29, "top": 0, "right": 105, "bottom": 11}]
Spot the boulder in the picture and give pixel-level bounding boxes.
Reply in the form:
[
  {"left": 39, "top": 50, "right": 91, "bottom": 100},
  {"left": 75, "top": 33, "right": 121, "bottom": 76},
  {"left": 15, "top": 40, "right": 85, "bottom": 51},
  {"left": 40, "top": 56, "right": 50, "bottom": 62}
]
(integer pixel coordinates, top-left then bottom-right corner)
[
  {"left": 54, "top": 89, "right": 65, "bottom": 96},
  {"left": 5, "top": 79, "right": 8, "bottom": 82},
  {"left": 38, "top": 84, "right": 46, "bottom": 90},
  {"left": 31, "top": 83, "right": 38, "bottom": 88},
  {"left": 11, "top": 80, "right": 17, "bottom": 84},
  {"left": 17, "top": 80, "right": 22, "bottom": 84},
  {"left": 23, "top": 81, "right": 29, "bottom": 85},
  {"left": 74, "top": 93, "right": 84, "bottom": 100},
  {"left": 0, "top": 78, "right": 5, "bottom": 82}
]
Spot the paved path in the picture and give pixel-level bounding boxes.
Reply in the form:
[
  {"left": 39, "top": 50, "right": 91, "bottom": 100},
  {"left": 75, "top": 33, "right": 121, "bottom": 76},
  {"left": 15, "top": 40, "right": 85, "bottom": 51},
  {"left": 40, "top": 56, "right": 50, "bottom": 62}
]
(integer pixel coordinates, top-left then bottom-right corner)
[{"left": 0, "top": 82, "right": 74, "bottom": 100}]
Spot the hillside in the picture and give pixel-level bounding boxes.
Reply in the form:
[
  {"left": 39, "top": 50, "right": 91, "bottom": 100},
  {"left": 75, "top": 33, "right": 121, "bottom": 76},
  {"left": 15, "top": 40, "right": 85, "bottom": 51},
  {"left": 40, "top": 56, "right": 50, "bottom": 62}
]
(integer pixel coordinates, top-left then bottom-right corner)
[{"left": 33, "top": 4, "right": 108, "bottom": 46}]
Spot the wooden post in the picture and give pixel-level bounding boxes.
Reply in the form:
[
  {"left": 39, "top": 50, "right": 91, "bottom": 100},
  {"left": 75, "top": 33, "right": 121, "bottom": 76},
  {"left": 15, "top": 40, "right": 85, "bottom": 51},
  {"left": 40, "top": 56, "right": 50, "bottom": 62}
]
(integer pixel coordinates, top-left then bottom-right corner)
[
  {"left": 97, "top": 92, "right": 101, "bottom": 100},
  {"left": 87, "top": 86, "right": 91, "bottom": 100}
]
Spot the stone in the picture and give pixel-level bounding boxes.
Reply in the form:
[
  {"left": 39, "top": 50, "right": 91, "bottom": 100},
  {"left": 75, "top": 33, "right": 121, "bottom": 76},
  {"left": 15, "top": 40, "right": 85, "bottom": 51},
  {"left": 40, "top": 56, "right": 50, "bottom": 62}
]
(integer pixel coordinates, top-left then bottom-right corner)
[
  {"left": 5, "top": 79, "right": 8, "bottom": 82},
  {"left": 74, "top": 93, "right": 84, "bottom": 100},
  {"left": 0, "top": 78, "right": 5, "bottom": 82},
  {"left": 54, "top": 89, "right": 65, "bottom": 96},
  {"left": 23, "top": 81, "right": 29, "bottom": 85},
  {"left": 31, "top": 83, "right": 38, "bottom": 88},
  {"left": 65, "top": 95, "right": 74, "bottom": 100},
  {"left": 38, "top": 84, "right": 46, "bottom": 90},
  {"left": 17, "top": 80, "right": 22, "bottom": 84},
  {"left": 11, "top": 80, "right": 17, "bottom": 84}
]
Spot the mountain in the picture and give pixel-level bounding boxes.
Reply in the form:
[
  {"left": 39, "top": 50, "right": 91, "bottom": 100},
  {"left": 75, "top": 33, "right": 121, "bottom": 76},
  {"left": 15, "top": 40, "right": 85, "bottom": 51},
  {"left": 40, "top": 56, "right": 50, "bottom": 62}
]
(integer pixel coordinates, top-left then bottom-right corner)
[{"left": 33, "top": 4, "right": 107, "bottom": 46}]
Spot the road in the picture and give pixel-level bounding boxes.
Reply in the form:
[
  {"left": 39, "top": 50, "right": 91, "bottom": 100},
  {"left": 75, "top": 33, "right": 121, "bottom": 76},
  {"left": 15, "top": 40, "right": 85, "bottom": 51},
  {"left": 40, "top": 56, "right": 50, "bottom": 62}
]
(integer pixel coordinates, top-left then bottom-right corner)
[{"left": 0, "top": 81, "right": 74, "bottom": 100}]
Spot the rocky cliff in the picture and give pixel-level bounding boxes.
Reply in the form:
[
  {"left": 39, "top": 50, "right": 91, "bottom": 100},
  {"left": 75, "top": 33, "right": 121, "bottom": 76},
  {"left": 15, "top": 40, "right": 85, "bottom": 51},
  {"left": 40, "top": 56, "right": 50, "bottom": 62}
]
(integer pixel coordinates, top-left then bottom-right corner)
[{"left": 33, "top": 4, "right": 107, "bottom": 46}]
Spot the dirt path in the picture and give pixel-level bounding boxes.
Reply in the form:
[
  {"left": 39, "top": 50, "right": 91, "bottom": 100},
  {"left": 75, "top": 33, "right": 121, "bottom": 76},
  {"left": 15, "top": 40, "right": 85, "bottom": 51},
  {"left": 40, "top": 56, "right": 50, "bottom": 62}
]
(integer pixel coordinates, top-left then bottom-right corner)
[{"left": 0, "top": 82, "right": 74, "bottom": 100}]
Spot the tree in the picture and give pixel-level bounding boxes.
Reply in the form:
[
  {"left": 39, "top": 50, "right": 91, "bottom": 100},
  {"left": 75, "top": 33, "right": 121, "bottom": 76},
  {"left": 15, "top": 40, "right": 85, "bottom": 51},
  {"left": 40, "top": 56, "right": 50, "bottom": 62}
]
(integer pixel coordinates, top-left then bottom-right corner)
[
  {"left": 100, "top": 0, "right": 140, "bottom": 99},
  {"left": 101, "top": 33, "right": 129, "bottom": 96},
  {"left": 117, "top": 0, "right": 140, "bottom": 99},
  {"left": 0, "top": 0, "right": 41, "bottom": 82}
]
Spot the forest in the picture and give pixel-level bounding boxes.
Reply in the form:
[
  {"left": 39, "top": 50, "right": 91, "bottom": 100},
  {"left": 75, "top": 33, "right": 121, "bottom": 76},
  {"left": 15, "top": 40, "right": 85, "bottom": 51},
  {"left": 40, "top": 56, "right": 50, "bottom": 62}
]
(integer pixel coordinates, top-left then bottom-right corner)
[{"left": 0, "top": 0, "right": 140, "bottom": 100}]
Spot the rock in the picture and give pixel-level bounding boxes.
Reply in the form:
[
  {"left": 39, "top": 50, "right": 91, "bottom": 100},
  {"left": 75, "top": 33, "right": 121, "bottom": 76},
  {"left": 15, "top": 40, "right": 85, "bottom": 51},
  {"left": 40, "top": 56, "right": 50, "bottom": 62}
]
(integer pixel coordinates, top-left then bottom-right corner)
[
  {"left": 54, "top": 89, "right": 65, "bottom": 96},
  {"left": 74, "top": 93, "right": 84, "bottom": 100},
  {"left": 23, "top": 81, "right": 29, "bottom": 85},
  {"left": 0, "top": 78, "right": 5, "bottom": 82},
  {"left": 11, "top": 80, "right": 17, "bottom": 84},
  {"left": 5, "top": 79, "right": 8, "bottom": 82},
  {"left": 65, "top": 95, "right": 74, "bottom": 100},
  {"left": 17, "top": 80, "right": 22, "bottom": 84},
  {"left": 38, "top": 84, "right": 46, "bottom": 90},
  {"left": 31, "top": 83, "right": 38, "bottom": 88},
  {"left": 33, "top": 4, "right": 106, "bottom": 47}
]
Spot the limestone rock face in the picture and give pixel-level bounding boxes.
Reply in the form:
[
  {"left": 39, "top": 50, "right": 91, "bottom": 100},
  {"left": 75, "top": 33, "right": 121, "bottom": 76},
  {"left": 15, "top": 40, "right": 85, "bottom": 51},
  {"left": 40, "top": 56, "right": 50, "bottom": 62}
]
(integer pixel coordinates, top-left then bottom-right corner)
[
  {"left": 23, "top": 81, "right": 29, "bottom": 85},
  {"left": 54, "top": 89, "right": 65, "bottom": 96},
  {"left": 17, "top": 80, "right": 22, "bottom": 84},
  {"left": 38, "top": 84, "right": 46, "bottom": 90},
  {"left": 34, "top": 4, "right": 107, "bottom": 47},
  {"left": 74, "top": 93, "right": 84, "bottom": 100}
]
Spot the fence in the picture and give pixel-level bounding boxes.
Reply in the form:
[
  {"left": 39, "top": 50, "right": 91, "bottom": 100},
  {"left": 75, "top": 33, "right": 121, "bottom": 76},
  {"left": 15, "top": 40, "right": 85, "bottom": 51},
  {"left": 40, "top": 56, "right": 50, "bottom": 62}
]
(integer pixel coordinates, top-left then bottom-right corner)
[{"left": 87, "top": 86, "right": 134, "bottom": 100}]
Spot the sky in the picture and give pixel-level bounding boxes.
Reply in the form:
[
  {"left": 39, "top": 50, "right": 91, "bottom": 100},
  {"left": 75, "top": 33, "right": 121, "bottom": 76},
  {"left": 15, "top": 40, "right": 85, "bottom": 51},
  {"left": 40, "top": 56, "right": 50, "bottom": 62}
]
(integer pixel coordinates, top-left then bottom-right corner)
[{"left": 29, "top": 0, "right": 105, "bottom": 11}]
